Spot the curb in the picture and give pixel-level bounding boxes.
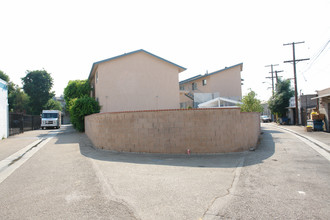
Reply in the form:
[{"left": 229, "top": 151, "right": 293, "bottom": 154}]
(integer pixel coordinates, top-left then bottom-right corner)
[{"left": 271, "top": 125, "right": 330, "bottom": 154}]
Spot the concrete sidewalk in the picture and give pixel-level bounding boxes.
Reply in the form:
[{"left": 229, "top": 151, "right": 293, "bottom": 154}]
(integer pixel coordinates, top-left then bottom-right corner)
[
  {"left": 0, "top": 130, "right": 48, "bottom": 161},
  {"left": 269, "top": 123, "right": 330, "bottom": 147}
]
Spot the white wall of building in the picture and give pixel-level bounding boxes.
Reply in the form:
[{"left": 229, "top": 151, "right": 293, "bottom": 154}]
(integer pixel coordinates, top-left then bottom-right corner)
[{"left": 0, "top": 79, "right": 9, "bottom": 139}]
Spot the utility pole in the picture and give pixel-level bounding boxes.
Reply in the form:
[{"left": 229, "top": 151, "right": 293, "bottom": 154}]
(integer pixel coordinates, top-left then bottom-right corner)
[
  {"left": 274, "top": 70, "right": 283, "bottom": 84},
  {"left": 283, "top": 41, "right": 310, "bottom": 125},
  {"left": 265, "top": 64, "right": 279, "bottom": 96},
  {"left": 267, "top": 70, "right": 283, "bottom": 92}
]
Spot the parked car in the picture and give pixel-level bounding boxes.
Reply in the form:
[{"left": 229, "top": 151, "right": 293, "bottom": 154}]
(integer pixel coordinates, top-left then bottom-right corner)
[{"left": 260, "top": 115, "right": 271, "bottom": 123}]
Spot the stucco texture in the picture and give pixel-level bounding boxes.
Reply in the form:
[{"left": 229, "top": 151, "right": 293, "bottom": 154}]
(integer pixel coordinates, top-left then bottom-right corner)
[
  {"left": 90, "top": 51, "right": 183, "bottom": 113},
  {"left": 85, "top": 108, "right": 260, "bottom": 154},
  {"left": 179, "top": 64, "right": 243, "bottom": 104}
]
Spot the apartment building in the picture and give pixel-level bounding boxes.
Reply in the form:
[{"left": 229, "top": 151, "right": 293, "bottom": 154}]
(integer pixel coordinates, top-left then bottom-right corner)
[{"left": 179, "top": 63, "right": 243, "bottom": 108}]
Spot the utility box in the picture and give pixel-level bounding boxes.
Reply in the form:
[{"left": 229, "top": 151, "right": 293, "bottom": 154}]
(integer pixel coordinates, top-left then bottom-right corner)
[{"left": 313, "top": 120, "right": 324, "bottom": 131}]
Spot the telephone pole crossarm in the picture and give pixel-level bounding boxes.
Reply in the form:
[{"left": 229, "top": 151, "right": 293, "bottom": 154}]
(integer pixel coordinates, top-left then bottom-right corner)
[
  {"left": 284, "top": 58, "right": 310, "bottom": 63},
  {"left": 283, "top": 41, "right": 305, "bottom": 46},
  {"left": 274, "top": 70, "right": 283, "bottom": 84},
  {"left": 283, "top": 41, "right": 309, "bottom": 125},
  {"left": 265, "top": 64, "right": 279, "bottom": 96}
]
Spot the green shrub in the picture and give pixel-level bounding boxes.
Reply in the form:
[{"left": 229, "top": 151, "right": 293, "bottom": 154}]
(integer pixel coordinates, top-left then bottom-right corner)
[{"left": 69, "top": 96, "right": 100, "bottom": 132}]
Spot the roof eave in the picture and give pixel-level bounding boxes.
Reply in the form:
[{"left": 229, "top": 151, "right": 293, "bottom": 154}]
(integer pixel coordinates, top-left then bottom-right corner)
[
  {"left": 207, "top": 63, "right": 243, "bottom": 76},
  {"left": 179, "top": 62, "right": 243, "bottom": 85},
  {"left": 88, "top": 49, "right": 187, "bottom": 80}
]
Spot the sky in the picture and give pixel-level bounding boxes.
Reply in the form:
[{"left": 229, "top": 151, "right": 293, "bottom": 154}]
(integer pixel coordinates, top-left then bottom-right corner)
[{"left": 1, "top": 0, "right": 329, "bottom": 101}]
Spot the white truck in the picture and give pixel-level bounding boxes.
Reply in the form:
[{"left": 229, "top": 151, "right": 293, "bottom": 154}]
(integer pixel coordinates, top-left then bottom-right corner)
[{"left": 41, "top": 110, "right": 61, "bottom": 129}]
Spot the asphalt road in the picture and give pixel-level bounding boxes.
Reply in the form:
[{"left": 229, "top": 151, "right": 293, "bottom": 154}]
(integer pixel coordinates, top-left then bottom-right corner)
[
  {"left": 0, "top": 126, "right": 137, "bottom": 219},
  {"left": 0, "top": 124, "right": 329, "bottom": 219},
  {"left": 0, "top": 125, "right": 244, "bottom": 220},
  {"left": 206, "top": 123, "right": 330, "bottom": 220}
]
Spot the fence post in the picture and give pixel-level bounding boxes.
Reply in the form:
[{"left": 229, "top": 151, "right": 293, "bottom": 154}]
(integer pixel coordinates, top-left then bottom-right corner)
[{"left": 20, "top": 114, "right": 24, "bottom": 133}]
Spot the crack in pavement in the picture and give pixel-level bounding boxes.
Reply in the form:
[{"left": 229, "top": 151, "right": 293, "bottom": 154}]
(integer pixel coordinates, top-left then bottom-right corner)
[
  {"left": 201, "top": 156, "right": 245, "bottom": 220},
  {"left": 89, "top": 158, "right": 140, "bottom": 220},
  {"left": 8, "top": 139, "right": 45, "bottom": 166}
]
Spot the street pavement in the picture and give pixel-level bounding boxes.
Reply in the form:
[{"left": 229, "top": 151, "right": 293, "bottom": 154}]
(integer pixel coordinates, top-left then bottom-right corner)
[
  {"left": 206, "top": 123, "right": 330, "bottom": 220},
  {"left": 0, "top": 125, "right": 245, "bottom": 220},
  {"left": 0, "top": 126, "right": 136, "bottom": 219},
  {"left": 0, "top": 123, "right": 329, "bottom": 219}
]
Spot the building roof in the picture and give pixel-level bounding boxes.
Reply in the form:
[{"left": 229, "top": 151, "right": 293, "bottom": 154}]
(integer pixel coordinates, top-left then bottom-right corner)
[
  {"left": 198, "top": 97, "right": 242, "bottom": 108},
  {"left": 179, "top": 62, "right": 243, "bottom": 85},
  {"left": 88, "top": 49, "right": 187, "bottom": 80},
  {"left": 311, "top": 93, "right": 330, "bottom": 100}
]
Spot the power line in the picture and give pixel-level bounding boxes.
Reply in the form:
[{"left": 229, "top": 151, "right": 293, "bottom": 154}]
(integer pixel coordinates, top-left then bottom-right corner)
[
  {"left": 302, "top": 39, "right": 330, "bottom": 74},
  {"left": 283, "top": 41, "right": 310, "bottom": 125}
]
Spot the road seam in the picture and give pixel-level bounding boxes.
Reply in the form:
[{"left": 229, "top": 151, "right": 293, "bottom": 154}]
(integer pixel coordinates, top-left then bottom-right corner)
[
  {"left": 0, "top": 134, "right": 56, "bottom": 184},
  {"left": 202, "top": 155, "right": 245, "bottom": 220}
]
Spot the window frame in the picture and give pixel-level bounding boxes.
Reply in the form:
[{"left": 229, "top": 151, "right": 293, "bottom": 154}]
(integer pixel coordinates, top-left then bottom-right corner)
[{"left": 192, "top": 82, "right": 197, "bottom": 90}]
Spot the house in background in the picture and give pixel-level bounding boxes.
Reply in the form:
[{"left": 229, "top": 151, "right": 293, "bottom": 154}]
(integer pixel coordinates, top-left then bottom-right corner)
[
  {"left": 88, "top": 49, "right": 186, "bottom": 113},
  {"left": 0, "top": 78, "right": 8, "bottom": 139},
  {"left": 179, "top": 63, "right": 243, "bottom": 108},
  {"left": 286, "top": 94, "right": 318, "bottom": 125},
  {"left": 299, "top": 94, "right": 317, "bottom": 125},
  {"left": 53, "top": 96, "right": 70, "bottom": 124}
]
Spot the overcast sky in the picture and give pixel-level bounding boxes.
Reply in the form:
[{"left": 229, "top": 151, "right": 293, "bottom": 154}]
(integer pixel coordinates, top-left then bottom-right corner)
[{"left": 1, "top": 0, "right": 329, "bottom": 101}]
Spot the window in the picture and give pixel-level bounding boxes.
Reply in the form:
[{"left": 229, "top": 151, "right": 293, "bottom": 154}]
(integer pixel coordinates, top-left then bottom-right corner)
[
  {"left": 96, "top": 71, "right": 98, "bottom": 83},
  {"left": 179, "top": 85, "right": 185, "bottom": 90},
  {"left": 192, "top": 82, "right": 197, "bottom": 90},
  {"left": 42, "top": 113, "right": 58, "bottom": 118},
  {"left": 202, "top": 79, "right": 207, "bottom": 86}
]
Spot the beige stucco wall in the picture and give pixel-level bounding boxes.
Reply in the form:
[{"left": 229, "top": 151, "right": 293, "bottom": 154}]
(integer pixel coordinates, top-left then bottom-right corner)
[
  {"left": 91, "top": 52, "right": 182, "bottom": 112},
  {"left": 208, "top": 65, "right": 242, "bottom": 100},
  {"left": 179, "top": 64, "right": 242, "bottom": 104},
  {"left": 179, "top": 91, "right": 193, "bottom": 108},
  {"left": 85, "top": 108, "right": 260, "bottom": 154}
]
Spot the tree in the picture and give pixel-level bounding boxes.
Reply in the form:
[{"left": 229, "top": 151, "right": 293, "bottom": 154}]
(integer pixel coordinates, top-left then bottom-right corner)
[
  {"left": 8, "top": 85, "right": 31, "bottom": 113},
  {"left": 0, "top": 70, "right": 15, "bottom": 96},
  {"left": 22, "top": 70, "right": 55, "bottom": 115},
  {"left": 63, "top": 79, "right": 90, "bottom": 111},
  {"left": 239, "top": 89, "right": 263, "bottom": 113},
  {"left": 1, "top": 70, "right": 27, "bottom": 112},
  {"left": 0, "top": 70, "right": 9, "bottom": 82},
  {"left": 44, "top": 99, "right": 62, "bottom": 111},
  {"left": 69, "top": 96, "right": 100, "bottom": 132},
  {"left": 268, "top": 79, "right": 294, "bottom": 117}
]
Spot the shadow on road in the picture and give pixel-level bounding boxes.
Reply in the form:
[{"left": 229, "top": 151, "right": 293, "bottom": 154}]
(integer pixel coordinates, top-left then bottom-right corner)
[{"left": 54, "top": 125, "right": 278, "bottom": 168}]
